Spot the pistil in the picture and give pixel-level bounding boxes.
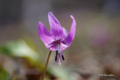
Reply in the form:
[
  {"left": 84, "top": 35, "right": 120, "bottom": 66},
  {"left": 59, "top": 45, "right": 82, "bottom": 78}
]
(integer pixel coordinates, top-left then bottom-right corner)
[
  {"left": 55, "top": 42, "right": 65, "bottom": 65},
  {"left": 57, "top": 43, "right": 61, "bottom": 65}
]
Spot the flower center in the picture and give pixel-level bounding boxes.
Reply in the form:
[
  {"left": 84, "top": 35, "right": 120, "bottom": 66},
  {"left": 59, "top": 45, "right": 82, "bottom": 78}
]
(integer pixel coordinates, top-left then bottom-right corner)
[{"left": 55, "top": 42, "right": 65, "bottom": 65}]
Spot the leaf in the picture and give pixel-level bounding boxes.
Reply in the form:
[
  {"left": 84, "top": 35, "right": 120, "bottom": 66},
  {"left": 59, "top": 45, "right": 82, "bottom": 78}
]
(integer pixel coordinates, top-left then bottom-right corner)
[
  {"left": 0, "top": 40, "right": 44, "bottom": 70},
  {"left": 0, "top": 40, "right": 39, "bottom": 61},
  {"left": 49, "top": 66, "right": 73, "bottom": 80}
]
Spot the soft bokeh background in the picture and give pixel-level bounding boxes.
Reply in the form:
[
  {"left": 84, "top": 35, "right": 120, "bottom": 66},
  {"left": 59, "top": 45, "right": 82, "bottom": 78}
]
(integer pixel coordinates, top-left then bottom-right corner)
[{"left": 0, "top": 0, "right": 120, "bottom": 80}]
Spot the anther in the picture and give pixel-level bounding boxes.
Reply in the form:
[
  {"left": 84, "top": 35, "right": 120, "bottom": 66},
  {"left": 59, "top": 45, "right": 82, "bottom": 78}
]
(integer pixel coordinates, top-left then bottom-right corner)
[
  {"left": 55, "top": 56, "right": 57, "bottom": 61},
  {"left": 55, "top": 51, "right": 58, "bottom": 61},
  {"left": 62, "top": 55, "right": 65, "bottom": 60}
]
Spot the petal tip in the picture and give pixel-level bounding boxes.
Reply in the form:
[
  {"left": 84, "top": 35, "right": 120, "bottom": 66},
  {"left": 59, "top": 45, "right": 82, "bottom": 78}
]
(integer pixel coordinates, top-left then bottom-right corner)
[
  {"left": 70, "top": 15, "right": 76, "bottom": 25},
  {"left": 70, "top": 15, "right": 74, "bottom": 19},
  {"left": 48, "top": 12, "right": 53, "bottom": 15},
  {"left": 38, "top": 22, "right": 42, "bottom": 24},
  {"left": 38, "top": 22, "right": 45, "bottom": 31}
]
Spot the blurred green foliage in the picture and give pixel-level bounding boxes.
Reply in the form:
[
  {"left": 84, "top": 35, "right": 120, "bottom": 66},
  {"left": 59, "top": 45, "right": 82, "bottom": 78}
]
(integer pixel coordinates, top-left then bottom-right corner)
[
  {"left": 0, "top": 66, "right": 9, "bottom": 80},
  {"left": 0, "top": 39, "right": 73, "bottom": 80}
]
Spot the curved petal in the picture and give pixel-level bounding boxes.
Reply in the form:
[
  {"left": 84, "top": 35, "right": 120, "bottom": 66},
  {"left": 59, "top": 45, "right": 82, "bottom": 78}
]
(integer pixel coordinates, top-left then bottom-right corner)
[
  {"left": 48, "top": 12, "right": 63, "bottom": 40},
  {"left": 38, "top": 22, "right": 54, "bottom": 47},
  {"left": 63, "top": 15, "right": 76, "bottom": 47},
  {"left": 62, "top": 27, "right": 68, "bottom": 40}
]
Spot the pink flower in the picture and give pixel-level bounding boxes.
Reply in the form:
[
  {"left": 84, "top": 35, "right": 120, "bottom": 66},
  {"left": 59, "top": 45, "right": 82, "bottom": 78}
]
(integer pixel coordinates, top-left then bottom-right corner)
[{"left": 38, "top": 12, "right": 76, "bottom": 65}]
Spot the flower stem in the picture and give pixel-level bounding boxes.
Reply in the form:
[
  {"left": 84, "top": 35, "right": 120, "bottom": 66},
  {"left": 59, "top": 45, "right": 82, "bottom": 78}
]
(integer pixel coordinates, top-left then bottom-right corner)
[{"left": 42, "top": 51, "right": 52, "bottom": 80}]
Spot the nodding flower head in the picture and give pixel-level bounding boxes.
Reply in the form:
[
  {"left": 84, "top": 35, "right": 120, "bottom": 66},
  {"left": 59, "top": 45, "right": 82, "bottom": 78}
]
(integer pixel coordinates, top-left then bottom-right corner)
[{"left": 38, "top": 12, "right": 76, "bottom": 65}]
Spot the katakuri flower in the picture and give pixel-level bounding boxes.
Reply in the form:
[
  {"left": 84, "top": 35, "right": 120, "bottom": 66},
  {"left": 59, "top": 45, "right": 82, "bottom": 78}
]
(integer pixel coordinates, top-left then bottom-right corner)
[{"left": 38, "top": 12, "right": 76, "bottom": 65}]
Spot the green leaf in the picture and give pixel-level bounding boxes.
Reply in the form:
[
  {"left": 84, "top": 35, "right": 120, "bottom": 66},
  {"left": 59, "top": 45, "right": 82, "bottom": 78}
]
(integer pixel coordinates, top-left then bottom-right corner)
[
  {"left": 0, "top": 40, "right": 45, "bottom": 70},
  {"left": 49, "top": 66, "right": 73, "bottom": 80}
]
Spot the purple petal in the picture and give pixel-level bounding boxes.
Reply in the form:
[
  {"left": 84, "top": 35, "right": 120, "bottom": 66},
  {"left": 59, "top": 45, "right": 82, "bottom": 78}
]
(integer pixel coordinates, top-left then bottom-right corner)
[
  {"left": 38, "top": 22, "right": 54, "bottom": 48},
  {"left": 48, "top": 12, "right": 63, "bottom": 40},
  {"left": 62, "top": 27, "right": 68, "bottom": 40},
  {"left": 63, "top": 15, "right": 76, "bottom": 47}
]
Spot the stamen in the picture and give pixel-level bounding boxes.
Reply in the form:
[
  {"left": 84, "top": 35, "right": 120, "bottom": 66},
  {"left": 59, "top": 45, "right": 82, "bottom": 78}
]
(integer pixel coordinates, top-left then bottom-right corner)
[
  {"left": 61, "top": 52, "right": 65, "bottom": 60},
  {"left": 62, "top": 55, "right": 65, "bottom": 60},
  {"left": 55, "top": 56, "right": 57, "bottom": 61},
  {"left": 55, "top": 51, "right": 58, "bottom": 61}
]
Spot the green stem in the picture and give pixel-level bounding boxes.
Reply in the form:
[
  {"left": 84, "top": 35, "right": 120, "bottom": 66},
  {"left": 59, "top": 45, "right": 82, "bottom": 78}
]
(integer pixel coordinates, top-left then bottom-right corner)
[{"left": 42, "top": 51, "right": 52, "bottom": 80}]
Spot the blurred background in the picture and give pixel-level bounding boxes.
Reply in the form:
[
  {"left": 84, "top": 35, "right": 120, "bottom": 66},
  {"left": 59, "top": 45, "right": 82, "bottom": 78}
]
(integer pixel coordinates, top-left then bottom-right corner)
[{"left": 0, "top": 0, "right": 120, "bottom": 80}]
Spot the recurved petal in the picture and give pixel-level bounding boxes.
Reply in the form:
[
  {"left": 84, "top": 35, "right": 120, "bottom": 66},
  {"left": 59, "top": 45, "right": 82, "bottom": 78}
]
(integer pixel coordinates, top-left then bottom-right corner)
[
  {"left": 63, "top": 15, "right": 76, "bottom": 47},
  {"left": 38, "top": 22, "right": 54, "bottom": 46},
  {"left": 62, "top": 27, "right": 68, "bottom": 40},
  {"left": 48, "top": 12, "right": 63, "bottom": 40}
]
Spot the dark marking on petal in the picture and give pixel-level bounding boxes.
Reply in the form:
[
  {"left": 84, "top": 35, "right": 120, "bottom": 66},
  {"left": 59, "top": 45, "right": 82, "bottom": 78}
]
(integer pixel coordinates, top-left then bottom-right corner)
[{"left": 61, "top": 41, "right": 66, "bottom": 45}]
